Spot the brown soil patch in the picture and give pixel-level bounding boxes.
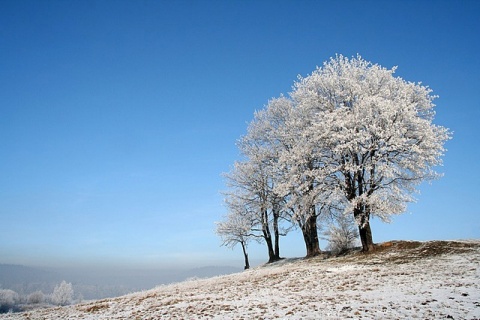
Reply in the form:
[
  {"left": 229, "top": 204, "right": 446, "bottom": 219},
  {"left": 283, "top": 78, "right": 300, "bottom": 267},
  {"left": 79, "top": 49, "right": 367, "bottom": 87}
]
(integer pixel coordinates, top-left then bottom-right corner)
[
  {"left": 328, "top": 240, "right": 480, "bottom": 265},
  {"left": 81, "top": 303, "right": 110, "bottom": 313}
]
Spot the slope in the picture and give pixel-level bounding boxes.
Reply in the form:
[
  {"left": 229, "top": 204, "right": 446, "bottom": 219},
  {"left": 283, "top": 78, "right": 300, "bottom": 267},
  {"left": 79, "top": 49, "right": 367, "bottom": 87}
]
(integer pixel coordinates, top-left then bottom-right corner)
[{"left": 1, "top": 240, "right": 479, "bottom": 319}]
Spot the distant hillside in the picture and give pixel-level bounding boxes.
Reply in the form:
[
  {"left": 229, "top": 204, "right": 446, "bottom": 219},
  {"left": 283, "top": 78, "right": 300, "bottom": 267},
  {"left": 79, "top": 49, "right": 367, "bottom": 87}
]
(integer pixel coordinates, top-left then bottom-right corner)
[
  {"left": 1, "top": 240, "right": 479, "bottom": 319},
  {"left": 0, "top": 264, "right": 241, "bottom": 300},
  {"left": 0, "top": 265, "right": 59, "bottom": 295},
  {"left": 0, "top": 265, "right": 55, "bottom": 284}
]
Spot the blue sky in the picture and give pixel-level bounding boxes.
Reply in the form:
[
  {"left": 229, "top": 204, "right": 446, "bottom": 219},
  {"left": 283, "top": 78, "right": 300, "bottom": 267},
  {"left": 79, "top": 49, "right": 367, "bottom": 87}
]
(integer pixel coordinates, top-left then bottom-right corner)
[{"left": 1, "top": 0, "right": 479, "bottom": 269}]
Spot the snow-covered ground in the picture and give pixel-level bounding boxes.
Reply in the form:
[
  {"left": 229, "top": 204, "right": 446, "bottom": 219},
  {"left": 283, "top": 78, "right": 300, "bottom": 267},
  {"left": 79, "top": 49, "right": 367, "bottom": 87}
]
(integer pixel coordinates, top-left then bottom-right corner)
[{"left": 2, "top": 240, "right": 479, "bottom": 319}]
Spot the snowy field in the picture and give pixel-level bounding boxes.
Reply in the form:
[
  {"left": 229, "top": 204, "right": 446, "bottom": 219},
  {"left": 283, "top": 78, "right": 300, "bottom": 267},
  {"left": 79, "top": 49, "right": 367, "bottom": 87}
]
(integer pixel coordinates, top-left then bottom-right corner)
[{"left": 1, "top": 240, "right": 479, "bottom": 320}]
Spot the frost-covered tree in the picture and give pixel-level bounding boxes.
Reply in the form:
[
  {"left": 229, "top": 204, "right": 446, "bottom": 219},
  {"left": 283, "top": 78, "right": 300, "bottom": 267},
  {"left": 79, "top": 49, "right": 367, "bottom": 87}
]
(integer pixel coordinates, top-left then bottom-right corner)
[
  {"left": 223, "top": 54, "right": 450, "bottom": 257},
  {"left": 0, "top": 289, "right": 19, "bottom": 313},
  {"left": 240, "top": 94, "right": 338, "bottom": 257},
  {"left": 216, "top": 202, "right": 257, "bottom": 269},
  {"left": 290, "top": 54, "right": 451, "bottom": 251},
  {"left": 233, "top": 98, "right": 295, "bottom": 261},
  {"left": 223, "top": 160, "right": 281, "bottom": 263},
  {"left": 51, "top": 281, "right": 74, "bottom": 306},
  {"left": 271, "top": 100, "right": 336, "bottom": 257}
]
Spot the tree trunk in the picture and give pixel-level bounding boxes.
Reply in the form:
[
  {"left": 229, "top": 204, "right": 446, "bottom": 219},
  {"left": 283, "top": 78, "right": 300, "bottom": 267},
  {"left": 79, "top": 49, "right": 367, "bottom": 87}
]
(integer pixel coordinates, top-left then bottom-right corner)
[
  {"left": 262, "top": 210, "right": 278, "bottom": 263},
  {"left": 262, "top": 222, "right": 276, "bottom": 263},
  {"left": 302, "top": 214, "right": 321, "bottom": 258},
  {"left": 241, "top": 242, "right": 250, "bottom": 270},
  {"left": 273, "top": 204, "right": 281, "bottom": 260},
  {"left": 354, "top": 204, "right": 375, "bottom": 252},
  {"left": 358, "top": 220, "right": 375, "bottom": 252},
  {"left": 265, "top": 235, "right": 276, "bottom": 263},
  {"left": 301, "top": 178, "right": 321, "bottom": 258}
]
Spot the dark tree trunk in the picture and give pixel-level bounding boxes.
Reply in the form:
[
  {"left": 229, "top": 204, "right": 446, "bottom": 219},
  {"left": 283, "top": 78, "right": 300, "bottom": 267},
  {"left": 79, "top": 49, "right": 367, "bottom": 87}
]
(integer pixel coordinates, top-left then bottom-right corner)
[
  {"left": 354, "top": 206, "right": 375, "bottom": 252},
  {"left": 302, "top": 213, "right": 321, "bottom": 258},
  {"left": 273, "top": 204, "right": 281, "bottom": 260},
  {"left": 358, "top": 220, "right": 375, "bottom": 252},
  {"left": 262, "top": 210, "right": 276, "bottom": 263},
  {"left": 350, "top": 157, "right": 376, "bottom": 253},
  {"left": 265, "top": 235, "right": 276, "bottom": 263},
  {"left": 241, "top": 241, "right": 250, "bottom": 270},
  {"left": 300, "top": 178, "right": 321, "bottom": 258}
]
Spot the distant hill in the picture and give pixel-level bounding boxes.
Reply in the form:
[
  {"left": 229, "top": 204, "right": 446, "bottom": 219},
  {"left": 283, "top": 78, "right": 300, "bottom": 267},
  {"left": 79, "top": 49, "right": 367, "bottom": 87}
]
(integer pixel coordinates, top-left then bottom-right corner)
[
  {"left": 0, "top": 264, "right": 241, "bottom": 300},
  {"left": 0, "top": 265, "right": 59, "bottom": 295},
  {"left": 1, "top": 240, "right": 478, "bottom": 319}
]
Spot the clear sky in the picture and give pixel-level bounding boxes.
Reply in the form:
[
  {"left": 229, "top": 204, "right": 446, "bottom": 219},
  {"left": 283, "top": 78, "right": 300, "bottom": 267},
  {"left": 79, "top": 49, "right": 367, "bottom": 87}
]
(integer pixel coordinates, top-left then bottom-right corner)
[{"left": 1, "top": 0, "right": 479, "bottom": 269}]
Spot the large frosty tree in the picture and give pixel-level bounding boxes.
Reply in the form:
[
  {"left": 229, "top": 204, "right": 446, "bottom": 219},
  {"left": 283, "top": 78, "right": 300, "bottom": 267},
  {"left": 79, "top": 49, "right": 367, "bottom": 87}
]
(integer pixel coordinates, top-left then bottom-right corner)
[
  {"left": 218, "top": 54, "right": 450, "bottom": 260},
  {"left": 290, "top": 55, "right": 451, "bottom": 251}
]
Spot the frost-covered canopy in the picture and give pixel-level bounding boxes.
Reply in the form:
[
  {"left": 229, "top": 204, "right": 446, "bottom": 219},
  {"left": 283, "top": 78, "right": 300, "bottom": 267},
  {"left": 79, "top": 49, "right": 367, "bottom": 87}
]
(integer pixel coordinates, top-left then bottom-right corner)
[
  {"left": 219, "top": 54, "right": 450, "bottom": 254},
  {"left": 289, "top": 55, "right": 450, "bottom": 221}
]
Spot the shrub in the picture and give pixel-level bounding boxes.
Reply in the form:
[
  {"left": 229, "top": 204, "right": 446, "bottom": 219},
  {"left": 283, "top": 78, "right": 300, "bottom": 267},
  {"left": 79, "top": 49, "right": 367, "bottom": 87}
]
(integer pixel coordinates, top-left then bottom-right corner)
[
  {"left": 0, "top": 289, "right": 19, "bottom": 313},
  {"left": 324, "top": 214, "right": 359, "bottom": 255},
  {"left": 27, "top": 290, "right": 45, "bottom": 304}
]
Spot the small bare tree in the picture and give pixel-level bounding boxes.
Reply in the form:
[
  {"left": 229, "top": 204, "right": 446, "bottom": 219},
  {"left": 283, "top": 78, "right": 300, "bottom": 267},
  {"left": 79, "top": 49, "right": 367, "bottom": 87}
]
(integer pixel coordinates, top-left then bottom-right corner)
[
  {"left": 216, "top": 202, "right": 257, "bottom": 270},
  {"left": 323, "top": 214, "right": 359, "bottom": 255}
]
